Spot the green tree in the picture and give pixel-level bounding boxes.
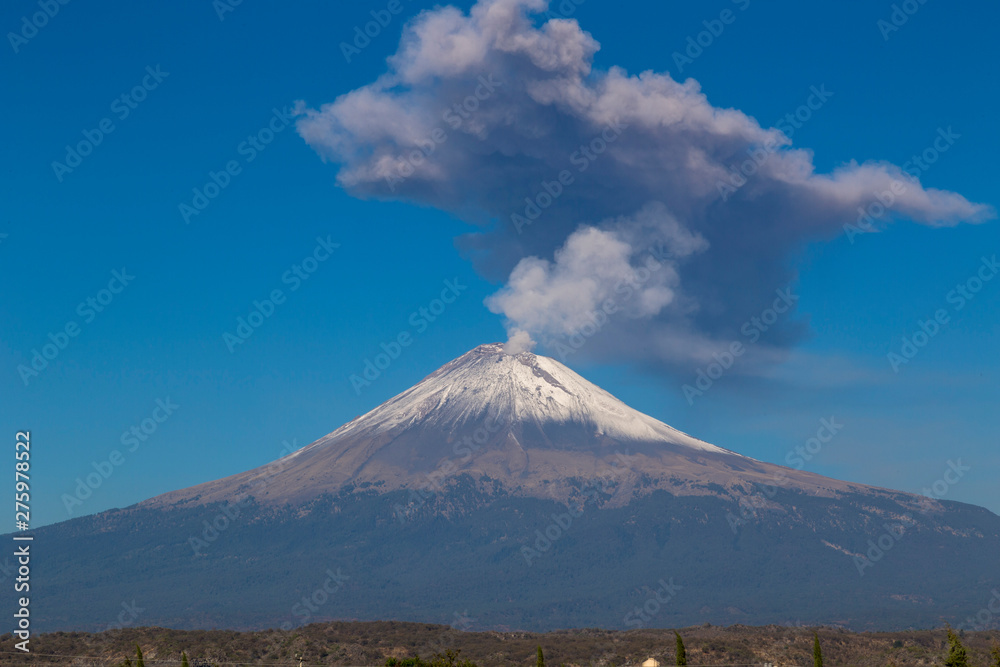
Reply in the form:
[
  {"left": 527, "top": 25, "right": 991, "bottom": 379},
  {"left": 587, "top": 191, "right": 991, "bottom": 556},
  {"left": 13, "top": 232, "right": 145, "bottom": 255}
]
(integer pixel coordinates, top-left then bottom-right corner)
[
  {"left": 181, "top": 652, "right": 190, "bottom": 667},
  {"left": 537, "top": 645, "right": 545, "bottom": 667},
  {"left": 944, "top": 628, "right": 969, "bottom": 667},
  {"left": 813, "top": 632, "right": 823, "bottom": 667},
  {"left": 675, "top": 631, "right": 687, "bottom": 667},
  {"left": 991, "top": 643, "right": 1000, "bottom": 667},
  {"left": 135, "top": 645, "right": 145, "bottom": 667}
]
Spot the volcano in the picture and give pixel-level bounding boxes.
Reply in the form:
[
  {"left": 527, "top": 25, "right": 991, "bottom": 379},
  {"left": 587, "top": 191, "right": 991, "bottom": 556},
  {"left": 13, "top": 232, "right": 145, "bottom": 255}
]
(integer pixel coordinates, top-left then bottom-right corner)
[
  {"left": 148, "top": 343, "right": 867, "bottom": 511},
  {"left": 21, "top": 344, "right": 1000, "bottom": 632}
]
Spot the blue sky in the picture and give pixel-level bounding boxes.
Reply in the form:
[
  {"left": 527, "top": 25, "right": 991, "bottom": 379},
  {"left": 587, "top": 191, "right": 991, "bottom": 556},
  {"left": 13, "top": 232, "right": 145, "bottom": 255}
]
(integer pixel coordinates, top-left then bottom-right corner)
[{"left": 1, "top": 0, "right": 997, "bottom": 527}]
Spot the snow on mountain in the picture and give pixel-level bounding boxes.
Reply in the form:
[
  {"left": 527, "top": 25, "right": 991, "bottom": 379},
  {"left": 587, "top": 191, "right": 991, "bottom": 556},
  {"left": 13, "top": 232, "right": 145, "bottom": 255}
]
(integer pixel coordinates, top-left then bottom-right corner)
[
  {"left": 147, "top": 343, "right": 879, "bottom": 509},
  {"left": 295, "top": 343, "right": 735, "bottom": 458}
]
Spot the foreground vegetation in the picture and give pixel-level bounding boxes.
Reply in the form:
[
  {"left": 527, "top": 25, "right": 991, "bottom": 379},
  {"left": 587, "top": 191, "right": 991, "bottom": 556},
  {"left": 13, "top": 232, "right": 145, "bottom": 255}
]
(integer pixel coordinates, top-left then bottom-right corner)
[{"left": 3, "top": 621, "right": 998, "bottom": 666}]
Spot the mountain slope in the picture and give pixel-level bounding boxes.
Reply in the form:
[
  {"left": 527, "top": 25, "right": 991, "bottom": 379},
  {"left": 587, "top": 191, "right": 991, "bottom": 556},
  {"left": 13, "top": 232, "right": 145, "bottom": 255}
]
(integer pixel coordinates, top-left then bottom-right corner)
[
  {"left": 148, "top": 344, "right": 882, "bottom": 509},
  {"left": 18, "top": 343, "right": 1000, "bottom": 633}
]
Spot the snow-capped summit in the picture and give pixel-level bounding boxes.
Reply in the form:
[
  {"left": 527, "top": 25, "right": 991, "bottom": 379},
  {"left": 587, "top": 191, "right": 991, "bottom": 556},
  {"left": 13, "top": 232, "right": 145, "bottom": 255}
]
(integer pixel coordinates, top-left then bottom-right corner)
[
  {"left": 149, "top": 343, "right": 864, "bottom": 508},
  {"left": 300, "top": 342, "right": 733, "bottom": 457}
]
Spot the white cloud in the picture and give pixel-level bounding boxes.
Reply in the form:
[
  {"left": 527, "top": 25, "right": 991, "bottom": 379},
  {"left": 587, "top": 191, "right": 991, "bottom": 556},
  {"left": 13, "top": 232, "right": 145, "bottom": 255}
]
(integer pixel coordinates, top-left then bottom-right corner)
[{"left": 486, "top": 203, "right": 706, "bottom": 348}]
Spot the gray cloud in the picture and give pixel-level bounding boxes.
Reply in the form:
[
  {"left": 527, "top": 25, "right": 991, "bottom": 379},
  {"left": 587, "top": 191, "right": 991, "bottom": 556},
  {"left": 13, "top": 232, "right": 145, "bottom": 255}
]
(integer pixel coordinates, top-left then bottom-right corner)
[{"left": 296, "top": 0, "right": 993, "bottom": 372}]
